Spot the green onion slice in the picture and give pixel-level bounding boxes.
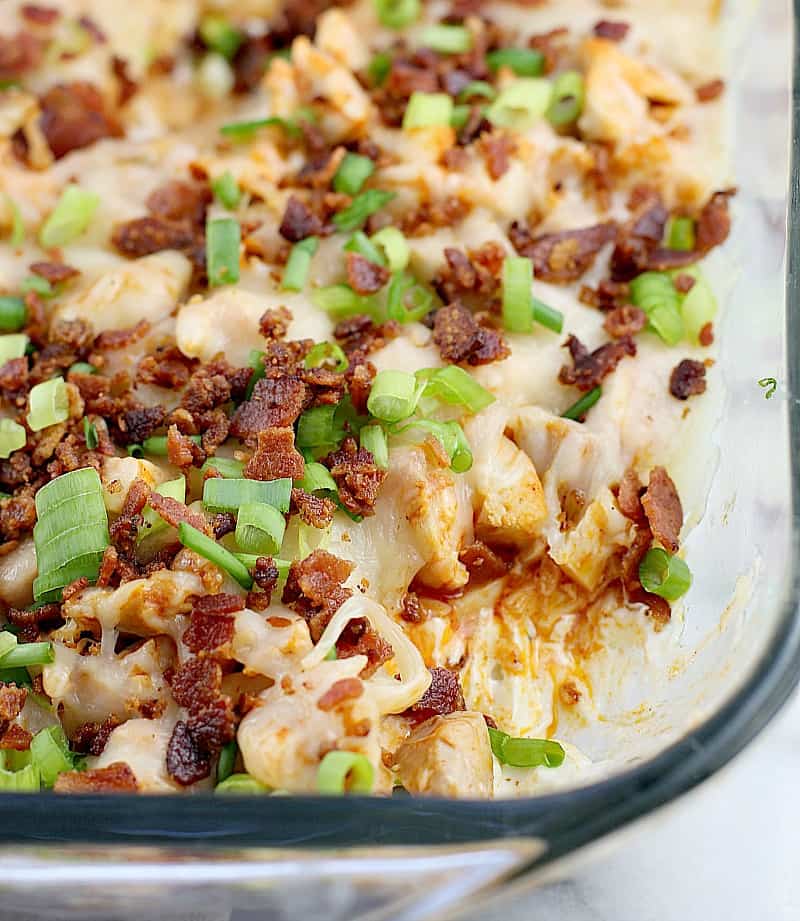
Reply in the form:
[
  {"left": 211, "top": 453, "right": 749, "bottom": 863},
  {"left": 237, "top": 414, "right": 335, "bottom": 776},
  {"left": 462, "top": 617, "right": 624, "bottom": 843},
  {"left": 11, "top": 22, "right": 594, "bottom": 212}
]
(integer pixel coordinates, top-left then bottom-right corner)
[
  {"left": 333, "top": 153, "right": 376, "bottom": 196},
  {"left": 417, "top": 365, "right": 495, "bottom": 414},
  {"left": 20, "top": 275, "right": 52, "bottom": 297},
  {"left": 394, "top": 418, "right": 473, "bottom": 472},
  {"left": 359, "top": 424, "right": 389, "bottom": 469},
  {"left": 203, "top": 477, "right": 292, "bottom": 514},
  {"left": 27, "top": 378, "right": 69, "bottom": 432},
  {"left": 0, "top": 296, "right": 26, "bottom": 332},
  {"left": 217, "top": 740, "right": 237, "bottom": 783},
  {"left": 502, "top": 256, "right": 534, "bottom": 332},
  {"left": 0, "top": 419, "right": 26, "bottom": 459},
  {"left": 680, "top": 272, "right": 717, "bottom": 344},
  {"left": 371, "top": 227, "right": 409, "bottom": 272},
  {"left": 487, "top": 48, "right": 545, "bottom": 77},
  {"left": 367, "top": 370, "right": 424, "bottom": 423},
  {"left": 0, "top": 641, "right": 55, "bottom": 668},
  {"left": 487, "top": 79, "right": 552, "bottom": 130},
  {"left": 296, "top": 404, "right": 343, "bottom": 450},
  {"left": 296, "top": 461, "right": 338, "bottom": 495},
  {"left": 420, "top": 24, "right": 472, "bottom": 54},
  {"left": 317, "top": 750, "right": 374, "bottom": 794},
  {"left": 215, "top": 772, "right": 271, "bottom": 794},
  {"left": 177, "top": 522, "right": 253, "bottom": 589},
  {"left": 562, "top": 386, "right": 602, "bottom": 421},
  {"left": 305, "top": 341, "right": 348, "bottom": 372},
  {"left": 403, "top": 92, "right": 454, "bottom": 130},
  {"left": 201, "top": 456, "right": 245, "bottom": 479},
  {"left": 639, "top": 547, "right": 692, "bottom": 601},
  {"left": 630, "top": 272, "right": 684, "bottom": 345},
  {"left": 39, "top": 185, "right": 99, "bottom": 249},
  {"left": 457, "top": 80, "right": 497, "bottom": 103},
  {"left": 140, "top": 434, "right": 200, "bottom": 456},
  {"left": 386, "top": 272, "right": 436, "bottom": 324},
  {"left": 83, "top": 418, "right": 98, "bottom": 450},
  {"left": 0, "top": 762, "right": 40, "bottom": 792},
  {"left": 0, "top": 631, "right": 16, "bottom": 659},
  {"left": 141, "top": 476, "right": 186, "bottom": 538},
  {"left": 311, "top": 284, "right": 377, "bottom": 318},
  {"left": 282, "top": 236, "right": 319, "bottom": 291},
  {"left": 30, "top": 725, "right": 73, "bottom": 787},
  {"left": 666, "top": 216, "right": 696, "bottom": 252},
  {"left": 368, "top": 51, "right": 393, "bottom": 86},
  {"left": 344, "top": 230, "right": 386, "bottom": 266},
  {"left": 235, "top": 502, "right": 286, "bottom": 556},
  {"left": 199, "top": 15, "right": 242, "bottom": 60},
  {"left": 211, "top": 171, "right": 242, "bottom": 210},
  {"left": 532, "top": 297, "right": 564, "bottom": 333},
  {"left": 546, "top": 71, "right": 585, "bottom": 126},
  {"left": 374, "top": 0, "right": 420, "bottom": 29},
  {"left": 488, "top": 727, "right": 565, "bottom": 768},
  {"left": 206, "top": 217, "right": 241, "bottom": 287},
  {"left": 333, "top": 189, "right": 396, "bottom": 233},
  {"left": 68, "top": 361, "right": 96, "bottom": 375}
]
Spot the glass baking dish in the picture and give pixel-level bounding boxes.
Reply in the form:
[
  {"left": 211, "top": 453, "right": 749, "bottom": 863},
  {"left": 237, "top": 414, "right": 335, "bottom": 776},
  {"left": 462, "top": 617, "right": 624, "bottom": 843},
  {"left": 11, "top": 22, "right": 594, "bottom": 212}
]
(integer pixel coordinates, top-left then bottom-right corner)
[{"left": 1, "top": 1, "right": 797, "bottom": 918}]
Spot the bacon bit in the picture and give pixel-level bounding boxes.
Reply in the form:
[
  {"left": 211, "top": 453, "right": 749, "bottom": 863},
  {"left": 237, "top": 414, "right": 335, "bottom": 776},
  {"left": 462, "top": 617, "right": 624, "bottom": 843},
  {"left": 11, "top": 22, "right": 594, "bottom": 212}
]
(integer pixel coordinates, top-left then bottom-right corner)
[
  {"left": 54, "top": 762, "right": 138, "bottom": 793},
  {"left": 559, "top": 334, "right": 636, "bottom": 391},
  {"left": 180, "top": 360, "right": 237, "bottom": 416},
  {"left": 108, "top": 478, "right": 149, "bottom": 555},
  {"left": 603, "top": 304, "right": 646, "bottom": 339},
  {"left": 669, "top": 359, "right": 707, "bottom": 401},
  {"left": 111, "top": 55, "right": 138, "bottom": 106},
  {"left": 71, "top": 716, "right": 123, "bottom": 756},
  {"left": 118, "top": 406, "right": 165, "bottom": 445},
  {"left": 38, "top": 82, "right": 121, "bottom": 160},
  {"left": 279, "top": 195, "right": 324, "bottom": 242},
  {"left": 193, "top": 592, "right": 245, "bottom": 616},
  {"left": 259, "top": 307, "right": 292, "bottom": 341},
  {"left": 0, "top": 32, "right": 43, "bottom": 81},
  {"left": 478, "top": 132, "right": 516, "bottom": 180},
  {"left": 6, "top": 604, "right": 61, "bottom": 643},
  {"left": 230, "top": 377, "right": 309, "bottom": 443},
  {"left": 246, "top": 590, "right": 271, "bottom": 611},
  {"left": 61, "top": 576, "right": 89, "bottom": 602},
  {"left": 323, "top": 437, "right": 386, "bottom": 517},
  {"left": 137, "top": 346, "right": 196, "bottom": 389},
  {"left": 291, "top": 487, "right": 336, "bottom": 529},
  {"left": 402, "top": 668, "right": 465, "bottom": 725},
  {"left": 593, "top": 20, "right": 630, "bottom": 41},
  {"left": 346, "top": 252, "right": 390, "bottom": 295},
  {"left": 77, "top": 15, "right": 106, "bottom": 43},
  {"left": 171, "top": 657, "right": 223, "bottom": 712},
  {"left": 673, "top": 273, "right": 696, "bottom": 294},
  {"left": 0, "top": 495, "right": 36, "bottom": 542},
  {"left": 400, "top": 591, "right": 423, "bottom": 623},
  {"left": 529, "top": 26, "right": 568, "bottom": 73},
  {"left": 510, "top": 220, "right": 618, "bottom": 284},
  {"left": 111, "top": 216, "right": 198, "bottom": 260},
  {"left": 147, "top": 491, "right": 210, "bottom": 537},
  {"left": 639, "top": 591, "right": 672, "bottom": 625},
  {"left": 0, "top": 723, "right": 32, "bottom": 751},
  {"left": 21, "top": 4, "right": 60, "bottom": 24},
  {"left": 336, "top": 618, "right": 393, "bottom": 678},
  {"left": 696, "top": 78, "right": 725, "bottom": 102},
  {"left": 458, "top": 541, "right": 509, "bottom": 585},
  {"left": 0, "top": 357, "right": 29, "bottom": 395},
  {"left": 0, "top": 685, "right": 27, "bottom": 739},
  {"left": 186, "top": 697, "right": 235, "bottom": 749},
  {"left": 231, "top": 35, "right": 270, "bottom": 93},
  {"left": 95, "top": 320, "right": 150, "bottom": 351},
  {"left": 695, "top": 189, "right": 735, "bottom": 255},
  {"left": 244, "top": 427, "right": 305, "bottom": 481},
  {"left": 282, "top": 549, "right": 354, "bottom": 641},
  {"left": 432, "top": 302, "right": 509, "bottom": 366},
  {"left": 211, "top": 512, "right": 236, "bottom": 540},
  {"left": 641, "top": 467, "right": 683, "bottom": 555},
  {"left": 400, "top": 197, "right": 471, "bottom": 238},
  {"left": 699, "top": 322, "right": 714, "bottom": 347},
  {"left": 347, "top": 360, "right": 376, "bottom": 415},
  {"left": 183, "top": 609, "right": 236, "bottom": 654},
  {"left": 166, "top": 721, "right": 211, "bottom": 786},
  {"left": 317, "top": 677, "right": 363, "bottom": 711},
  {"left": 147, "top": 180, "right": 210, "bottom": 228},
  {"left": 167, "top": 424, "right": 204, "bottom": 469},
  {"left": 253, "top": 556, "right": 279, "bottom": 598},
  {"left": 29, "top": 260, "right": 79, "bottom": 284},
  {"left": 333, "top": 315, "right": 399, "bottom": 356}
]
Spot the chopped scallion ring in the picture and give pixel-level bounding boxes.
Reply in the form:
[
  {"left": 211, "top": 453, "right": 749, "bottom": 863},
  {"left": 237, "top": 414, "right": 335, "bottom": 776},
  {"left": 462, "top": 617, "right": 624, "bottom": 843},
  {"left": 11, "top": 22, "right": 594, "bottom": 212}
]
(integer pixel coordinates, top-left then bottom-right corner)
[
  {"left": 296, "top": 404, "right": 342, "bottom": 449},
  {"left": 418, "top": 365, "right": 495, "bottom": 413},
  {"left": 68, "top": 361, "right": 97, "bottom": 375},
  {"left": 680, "top": 273, "right": 717, "bottom": 344},
  {"left": 394, "top": 418, "right": 473, "bottom": 472},
  {"left": 546, "top": 71, "right": 585, "bottom": 126},
  {"left": 0, "top": 631, "right": 17, "bottom": 659},
  {"left": 219, "top": 117, "right": 294, "bottom": 141},
  {"left": 199, "top": 15, "right": 243, "bottom": 60},
  {"left": 0, "top": 296, "right": 26, "bottom": 332},
  {"left": 217, "top": 740, "right": 238, "bottom": 783},
  {"left": 630, "top": 272, "right": 684, "bottom": 345},
  {"left": 311, "top": 284, "right": 376, "bottom": 318},
  {"left": 30, "top": 726, "right": 73, "bottom": 787},
  {"left": 666, "top": 216, "right": 696, "bottom": 251},
  {"left": 140, "top": 476, "right": 186, "bottom": 539},
  {"left": 0, "top": 641, "right": 55, "bottom": 669},
  {"left": 317, "top": 750, "right": 374, "bottom": 794},
  {"left": 402, "top": 92, "right": 454, "bottom": 130},
  {"left": 367, "top": 369, "right": 424, "bottom": 423},
  {"left": 83, "top": 418, "right": 98, "bottom": 450},
  {"left": 333, "top": 153, "right": 376, "bottom": 196},
  {"left": 344, "top": 230, "right": 386, "bottom": 266},
  {"left": 215, "top": 772, "right": 271, "bottom": 794},
  {"left": 177, "top": 522, "right": 253, "bottom": 589},
  {"left": 0, "top": 762, "right": 40, "bottom": 792},
  {"left": 562, "top": 386, "right": 602, "bottom": 421},
  {"left": 487, "top": 48, "right": 545, "bottom": 77},
  {"left": 386, "top": 272, "right": 435, "bottom": 323},
  {"left": 639, "top": 547, "right": 692, "bottom": 601},
  {"left": 370, "top": 227, "right": 409, "bottom": 272},
  {"left": 201, "top": 456, "right": 245, "bottom": 479},
  {"left": 206, "top": 217, "right": 241, "bottom": 287},
  {"left": 0, "top": 333, "right": 27, "bottom": 364},
  {"left": 486, "top": 78, "right": 552, "bottom": 130},
  {"left": 211, "top": 171, "right": 242, "bottom": 210},
  {"left": 368, "top": 51, "right": 393, "bottom": 86},
  {"left": 457, "top": 80, "right": 497, "bottom": 103},
  {"left": 305, "top": 341, "right": 349, "bottom": 372},
  {"left": 488, "top": 727, "right": 565, "bottom": 768},
  {"left": 532, "top": 297, "right": 564, "bottom": 333},
  {"left": 332, "top": 189, "right": 396, "bottom": 233},
  {"left": 202, "top": 477, "right": 293, "bottom": 514},
  {"left": 282, "top": 236, "right": 319, "bottom": 291},
  {"left": 420, "top": 24, "right": 473, "bottom": 54},
  {"left": 296, "top": 461, "right": 338, "bottom": 495},
  {"left": 27, "top": 378, "right": 69, "bottom": 431},
  {"left": 502, "top": 256, "right": 534, "bottom": 333},
  {"left": 39, "top": 184, "right": 99, "bottom": 249},
  {"left": 373, "top": 0, "right": 420, "bottom": 29},
  {"left": 20, "top": 275, "right": 52, "bottom": 297},
  {"left": 235, "top": 502, "right": 286, "bottom": 556},
  {"left": 359, "top": 424, "right": 389, "bottom": 469}
]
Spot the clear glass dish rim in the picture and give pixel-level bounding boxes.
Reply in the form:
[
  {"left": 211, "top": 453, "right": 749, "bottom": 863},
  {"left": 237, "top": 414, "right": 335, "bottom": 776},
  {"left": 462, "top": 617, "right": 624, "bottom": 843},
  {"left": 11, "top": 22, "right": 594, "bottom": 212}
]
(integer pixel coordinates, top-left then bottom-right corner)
[{"left": 3, "top": 8, "right": 800, "bottom": 876}]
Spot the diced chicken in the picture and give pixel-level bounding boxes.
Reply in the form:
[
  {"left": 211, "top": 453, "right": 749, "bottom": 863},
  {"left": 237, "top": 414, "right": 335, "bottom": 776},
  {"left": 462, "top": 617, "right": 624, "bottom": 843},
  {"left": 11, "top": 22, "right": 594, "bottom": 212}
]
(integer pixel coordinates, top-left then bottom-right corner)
[
  {"left": 0, "top": 538, "right": 37, "bottom": 608},
  {"left": 101, "top": 456, "right": 170, "bottom": 514},
  {"left": 395, "top": 711, "right": 494, "bottom": 798},
  {"left": 231, "top": 607, "right": 313, "bottom": 680},
  {"left": 315, "top": 8, "right": 370, "bottom": 72}
]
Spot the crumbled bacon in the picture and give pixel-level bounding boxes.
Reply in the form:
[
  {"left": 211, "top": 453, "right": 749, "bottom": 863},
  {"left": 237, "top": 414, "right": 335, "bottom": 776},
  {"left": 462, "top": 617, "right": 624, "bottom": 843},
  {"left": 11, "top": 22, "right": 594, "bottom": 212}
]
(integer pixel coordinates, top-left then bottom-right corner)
[
  {"left": 118, "top": 406, "right": 165, "bottom": 444},
  {"left": 253, "top": 556, "right": 279, "bottom": 598},
  {"left": 0, "top": 32, "right": 43, "bottom": 82},
  {"left": 0, "top": 357, "right": 29, "bottom": 396},
  {"left": 147, "top": 180, "right": 210, "bottom": 227},
  {"left": 183, "top": 605, "right": 236, "bottom": 653},
  {"left": 699, "top": 322, "right": 714, "bottom": 347},
  {"left": 434, "top": 243, "right": 504, "bottom": 304},
  {"left": 29, "top": 261, "right": 79, "bottom": 284},
  {"left": 0, "top": 495, "right": 36, "bottom": 542},
  {"left": 165, "top": 721, "right": 212, "bottom": 786},
  {"left": 458, "top": 541, "right": 510, "bottom": 585},
  {"left": 317, "top": 677, "right": 363, "bottom": 711},
  {"left": 432, "top": 302, "right": 509, "bottom": 366},
  {"left": 6, "top": 603, "right": 62, "bottom": 642},
  {"left": 641, "top": 467, "right": 683, "bottom": 554},
  {"left": 333, "top": 315, "right": 399, "bottom": 356},
  {"left": 696, "top": 79, "right": 725, "bottom": 103},
  {"left": 147, "top": 490, "right": 210, "bottom": 535},
  {"left": 259, "top": 307, "right": 292, "bottom": 341},
  {"left": 38, "top": 82, "right": 121, "bottom": 160},
  {"left": 336, "top": 618, "right": 393, "bottom": 678},
  {"left": 291, "top": 487, "right": 336, "bottom": 529},
  {"left": 111, "top": 54, "right": 138, "bottom": 106},
  {"left": 400, "top": 591, "right": 423, "bottom": 623},
  {"left": 186, "top": 697, "right": 235, "bottom": 749},
  {"left": 559, "top": 334, "right": 636, "bottom": 391},
  {"left": 346, "top": 359, "right": 376, "bottom": 415},
  {"left": 300, "top": 364, "right": 347, "bottom": 406},
  {"left": 282, "top": 549, "right": 354, "bottom": 641},
  {"left": 54, "top": 762, "right": 138, "bottom": 793},
  {"left": 0, "top": 723, "right": 32, "bottom": 751},
  {"left": 400, "top": 197, "right": 471, "bottom": 237},
  {"left": 166, "top": 424, "right": 204, "bottom": 468},
  {"left": 346, "top": 252, "right": 390, "bottom": 295},
  {"left": 21, "top": 4, "right": 60, "bottom": 25},
  {"left": 244, "top": 427, "right": 305, "bottom": 481},
  {"left": 323, "top": 437, "right": 385, "bottom": 517},
  {"left": 170, "top": 657, "right": 222, "bottom": 712},
  {"left": 478, "top": 132, "right": 516, "bottom": 180},
  {"left": 616, "top": 468, "right": 646, "bottom": 523},
  {"left": 71, "top": 716, "right": 123, "bottom": 757},
  {"left": 603, "top": 304, "right": 646, "bottom": 339},
  {"left": 673, "top": 273, "right": 696, "bottom": 294},
  {"left": 0, "top": 684, "right": 27, "bottom": 739},
  {"left": 137, "top": 346, "right": 196, "bottom": 389},
  {"left": 695, "top": 189, "right": 734, "bottom": 255},
  {"left": 111, "top": 216, "right": 198, "bottom": 260},
  {"left": 593, "top": 20, "right": 630, "bottom": 40},
  {"left": 669, "top": 359, "right": 707, "bottom": 401},
  {"left": 108, "top": 478, "right": 149, "bottom": 555},
  {"left": 402, "top": 668, "right": 465, "bottom": 725},
  {"left": 230, "top": 377, "right": 308, "bottom": 443},
  {"left": 510, "top": 220, "right": 618, "bottom": 284},
  {"left": 279, "top": 195, "right": 324, "bottom": 242},
  {"left": 95, "top": 320, "right": 150, "bottom": 351}
]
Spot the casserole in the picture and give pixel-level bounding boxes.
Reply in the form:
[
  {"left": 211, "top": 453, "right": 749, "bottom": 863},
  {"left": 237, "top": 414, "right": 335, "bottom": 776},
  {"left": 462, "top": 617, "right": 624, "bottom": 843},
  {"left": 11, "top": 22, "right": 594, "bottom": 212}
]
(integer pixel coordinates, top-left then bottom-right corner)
[{"left": 1, "top": 0, "right": 798, "bottom": 918}]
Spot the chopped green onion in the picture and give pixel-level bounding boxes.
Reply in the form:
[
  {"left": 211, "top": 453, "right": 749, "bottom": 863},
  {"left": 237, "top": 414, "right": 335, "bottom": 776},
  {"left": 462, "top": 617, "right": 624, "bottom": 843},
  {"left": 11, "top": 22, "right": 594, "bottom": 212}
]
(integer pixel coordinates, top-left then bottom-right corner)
[
  {"left": 368, "top": 51, "right": 392, "bottom": 86},
  {"left": 296, "top": 461, "right": 338, "bottom": 495},
  {"left": 324, "top": 646, "right": 338, "bottom": 661},
  {"left": 630, "top": 272, "right": 683, "bottom": 345},
  {"left": 394, "top": 418, "right": 472, "bottom": 472},
  {"left": 403, "top": 92, "right": 454, "bottom": 130},
  {"left": 344, "top": 230, "right": 386, "bottom": 266},
  {"left": 332, "top": 189, "right": 396, "bottom": 233},
  {"left": 488, "top": 727, "right": 565, "bottom": 768},
  {"left": 4, "top": 194, "right": 24, "bottom": 246},
  {"left": 418, "top": 365, "right": 495, "bottom": 413},
  {"left": 373, "top": 0, "right": 420, "bottom": 29},
  {"left": 367, "top": 370, "right": 423, "bottom": 423},
  {"left": 386, "top": 272, "right": 435, "bottom": 323},
  {"left": 68, "top": 361, "right": 96, "bottom": 375},
  {"left": 502, "top": 256, "right": 533, "bottom": 332},
  {"left": 680, "top": 273, "right": 717, "bottom": 344},
  {"left": 0, "top": 641, "right": 54, "bottom": 668},
  {"left": 0, "top": 334, "right": 28, "bottom": 364},
  {"left": 532, "top": 297, "right": 564, "bottom": 333},
  {"left": 759, "top": 377, "right": 777, "bottom": 399},
  {"left": 0, "top": 296, "right": 26, "bottom": 332},
  {"left": 487, "top": 78, "right": 552, "bottom": 130},
  {"left": 39, "top": 184, "right": 99, "bottom": 249},
  {"left": 203, "top": 477, "right": 292, "bottom": 514},
  {"left": 30, "top": 725, "right": 72, "bottom": 788},
  {"left": 0, "top": 666, "right": 30, "bottom": 687},
  {"left": 20, "top": 275, "right": 52, "bottom": 297},
  {"left": 27, "top": 378, "right": 69, "bottom": 431},
  {"left": 235, "top": 502, "right": 286, "bottom": 556},
  {"left": 639, "top": 547, "right": 692, "bottom": 601},
  {"left": 312, "top": 284, "right": 376, "bottom": 318},
  {"left": 141, "top": 476, "right": 186, "bottom": 538},
  {"left": 317, "top": 750, "right": 374, "bottom": 794},
  {"left": 215, "top": 772, "right": 270, "bottom": 794},
  {"left": 296, "top": 404, "right": 342, "bottom": 449},
  {"left": 487, "top": 48, "right": 545, "bottom": 77},
  {"left": 546, "top": 71, "right": 585, "bottom": 126},
  {"left": 0, "top": 762, "right": 40, "bottom": 792},
  {"left": 666, "top": 216, "right": 696, "bottom": 252},
  {"left": 333, "top": 153, "right": 376, "bottom": 196},
  {"left": 211, "top": 171, "right": 242, "bottom": 210},
  {"left": 245, "top": 349, "right": 265, "bottom": 400},
  {"left": 201, "top": 456, "right": 245, "bottom": 479},
  {"left": 83, "top": 418, "right": 98, "bottom": 450},
  {"left": 141, "top": 434, "right": 201, "bottom": 456},
  {"left": 282, "top": 236, "right": 318, "bottom": 291},
  {"left": 220, "top": 117, "right": 293, "bottom": 141},
  {"left": 305, "top": 341, "right": 348, "bottom": 372},
  {"left": 457, "top": 80, "right": 497, "bottom": 103},
  {"left": 0, "top": 631, "right": 17, "bottom": 659},
  {"left": 450, "top": 104, "right": 471, "bottom": 130},
  {"left": 199, "top": 15, "right": 243, "bottom": 60},
  {"left": 420, "top": 24, "right": 472, "bottom": 54},
  {"left": 177, "top": 522, "right": 253, "bottom": 589},
  {"left": 206, "top": 217, "right": 240, "bottom": 287},
  {"left": 371, "top": 227, "right": 409, "bottom": 272},
  {"left": 360, "top": 424, "right": 388, "bottom": 469},
  {"left": 562, "top": 386, "right": 602, "bottom": 421},
  {"left": 217, "top": 740, "right": 237, "bottom": 783}
]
